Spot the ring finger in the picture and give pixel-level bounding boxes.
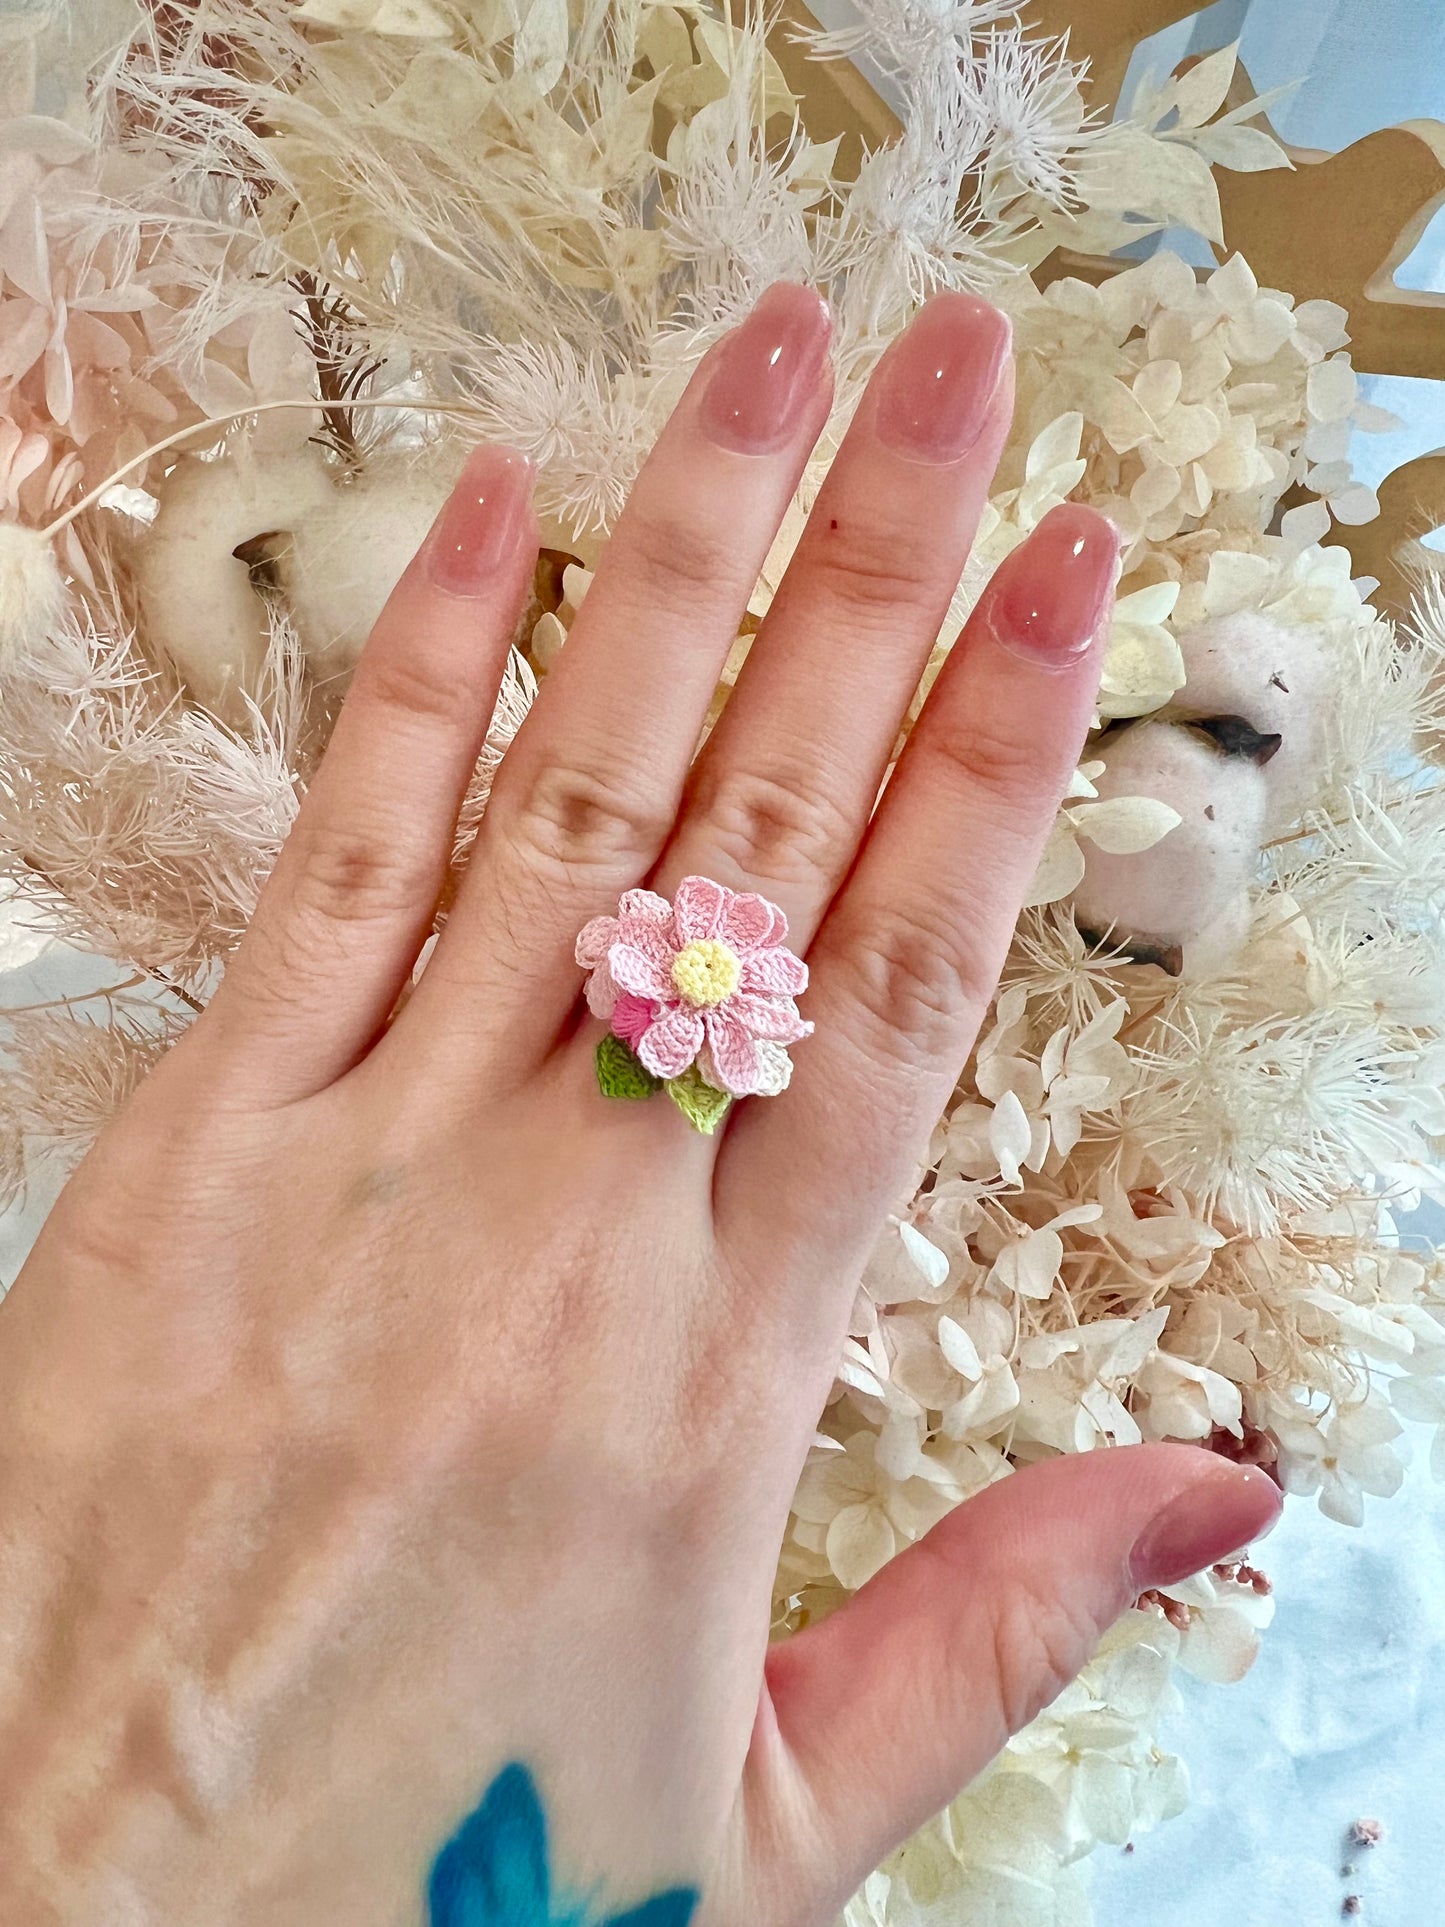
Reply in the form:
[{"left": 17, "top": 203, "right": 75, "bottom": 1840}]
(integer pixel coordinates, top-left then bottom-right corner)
[{"left": 651, "top": 291, "right": 1014, "bottom": 955}]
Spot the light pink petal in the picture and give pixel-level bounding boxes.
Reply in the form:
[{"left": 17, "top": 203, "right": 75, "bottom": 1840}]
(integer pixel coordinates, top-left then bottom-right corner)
[
  {"left": 721, "top": 891, "right": 781, "bottom": 951},
  {"left": 674, "top": 874, "right": 729, "bottom": 942},
  {"left": 611, "top": 993, "right": 655, "bottom": 1049},
  {"left": 703, "top": 1010, "right": 763, "bottom": 1095},
  {"left": 609, "top": 941, "right": 672, "bottom": 999},
  {"left": 585, "top": 964, "right": 619, "bottom": 1019},
  {"left": 727, "top": 991, "right": 812, "bottom": 1043},
  {"left": 637, "top": 1005, "right": 705, "bottom": 1079},
  {"left": 575, "top": 914, "right": 618, "bottom": 968},
  {"left": 739, "top": 947, "right": 807, "bottom": 996},
  {"left": 634, "top": 921, "right": 680, "bottom": 971},
  {"left": 616, "top": 889, "right": 675, "bottom": 944}
]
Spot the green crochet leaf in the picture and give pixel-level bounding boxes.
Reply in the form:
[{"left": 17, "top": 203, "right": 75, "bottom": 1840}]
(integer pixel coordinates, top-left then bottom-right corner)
[
  {"left": 664, "top": 1065, "right": 732, "bottom": 1135},
  {"left": 595, "top": 1033, "right": 661, "bottom": 1100}
]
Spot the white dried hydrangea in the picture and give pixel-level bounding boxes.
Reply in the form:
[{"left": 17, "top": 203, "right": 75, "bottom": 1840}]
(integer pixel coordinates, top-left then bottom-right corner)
[{"left": 1006, "top": 248, "right": 1393, "bottom": 572}]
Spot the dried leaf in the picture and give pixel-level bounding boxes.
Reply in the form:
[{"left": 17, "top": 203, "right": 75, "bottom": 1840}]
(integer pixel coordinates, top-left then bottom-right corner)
[
  {"left": 512, "top": 0, "right": 569, "bottom": 95},
  {"left": 1169, "top": 42, "right": 1239, "bottom": 130},
  {"left": 295, "top": 0, "right": 453, "bottom": 34},
  {"left": 1194, "top": 122, "right": 1292, "bottom": 172},
  {"left": 1147, "top": 140, "right": 1226, "bottom": 244}
]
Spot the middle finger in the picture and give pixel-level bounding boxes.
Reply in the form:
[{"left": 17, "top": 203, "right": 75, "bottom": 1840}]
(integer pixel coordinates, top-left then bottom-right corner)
[
  {"left": 398, "top": 283, "right": 834, "bottom": 1075},
  {"left": 651, "top": 291, "right": 1013, "bottom": 953}
]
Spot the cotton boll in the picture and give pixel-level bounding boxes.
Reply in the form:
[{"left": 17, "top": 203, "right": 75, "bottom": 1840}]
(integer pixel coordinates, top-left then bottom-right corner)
[
  {"left": 1180, "top": 889, "right": 1255, "bottom": 977},
  {"left": 131, "top": 447, "right": 335, "bottom": 715},
  {"left": 1166, "top": 610, "right": 1336, "bottom": 830},
  {"left": 1072, "top": 720, "right": 1267, "bottom": 975},
  {"left": 279, "top": 458, "right": 450, "bottom": 675},
  {"left": 0, "top": 522, "right": 66, "bottom": 665}
]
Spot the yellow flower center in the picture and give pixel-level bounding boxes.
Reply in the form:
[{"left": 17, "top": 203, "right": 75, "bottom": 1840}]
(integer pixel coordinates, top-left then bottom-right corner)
[{"left": 670, "top": 937, "right": 742, "bottom": 1008}]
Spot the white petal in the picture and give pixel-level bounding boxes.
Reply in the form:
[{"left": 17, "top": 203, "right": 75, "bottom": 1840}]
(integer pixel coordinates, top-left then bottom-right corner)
[
  {"left": 1073, "top": 794, "right": 1183, "bottom": 855},
  {"left": 1024, "top": 820, "right": 1086, "bottom": 907},
  {"left": 938, "top": 1315, "right": 983, "bottom": 1381},
  {"left": 1307, "top": 355, "right": 1357, "bottom": 424},
  {"left": 992, "top": 1227, "right": 1064, "bottom": 1301},
  {"left": 826, "top": 1503, "right": 896, "bottom": 1590},
  {"left": 1178, "top": 1605, "right": 1261, "bottom": 1683},
  {"left": 989, "top": 1089, "right": 1033, "bottom": 1187},
  {"left": 1280, "top": 498, "right": 1332, "bottom": 550},
  {"left": 899, "top": 1221, "right": 949, "bottom": 1290}
]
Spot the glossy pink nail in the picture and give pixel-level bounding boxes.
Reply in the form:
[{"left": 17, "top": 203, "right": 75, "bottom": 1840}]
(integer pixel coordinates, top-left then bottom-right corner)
[
  {"left": 873, "top": 291, "right": 1012, "bottom": 463},
  {"left": 426, "top": 445, "right": 535, "bottom": 596},
  {"left": 698, "top": 283, "right": 833, "bottom": 454},
  {"left": 982, "top": 503, "right": 1121, "bottom": 668},
  {"left": 1128, "top": 1464, "right": 1283, "bottom": 1592}
]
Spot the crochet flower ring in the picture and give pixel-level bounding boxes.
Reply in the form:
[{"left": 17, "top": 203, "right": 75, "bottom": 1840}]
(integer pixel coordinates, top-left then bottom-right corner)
[{"left": 575, "top": 876, "right": 812, "bottom": 1133}]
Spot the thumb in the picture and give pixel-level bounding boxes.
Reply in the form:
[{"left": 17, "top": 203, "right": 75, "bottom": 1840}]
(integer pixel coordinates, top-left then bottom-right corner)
[{"left": 751, "top": 1444, "right": 1280, "bottom": 1919}]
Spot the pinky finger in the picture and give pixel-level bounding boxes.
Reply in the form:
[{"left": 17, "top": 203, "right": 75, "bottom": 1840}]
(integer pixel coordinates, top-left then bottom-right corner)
[
  {"left": 720, "top": 503, "right": 1120, "bottom": 1280},
  {"left": 197, "top": 446, "right": 539, "bottom": 1104}
]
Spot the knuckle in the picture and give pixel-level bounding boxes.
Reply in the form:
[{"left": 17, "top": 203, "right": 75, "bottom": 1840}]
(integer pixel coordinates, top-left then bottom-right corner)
[
  {"left": 504, "top": 759, "right": 674, "bottom": 874},
  {"left": 289, "top": 820, "right": 432, "bottom": 932},
  {"left": 929, "top": 715, "right": 1042, "bottom": 814},
  {"left": 834, "top": 898, "right": 969, "bottom": 1062},
  {"left": 626, "top": 509, "right": 744, "bottom": 607},
  {"left": 982, "top": 1586, "right": 1098, "bottom": 1737},
  {"left": 689, "top": 759, "right": 853, "bottom": 892},
  {"left": 814, "top": 516, "right": 946, "bottom": 618},
  {"left": 359, "top": 640, "right": 473, "bottom": 732},
  {"left": 47, "top": 1184, "right": 151, "bottom": 1279}
]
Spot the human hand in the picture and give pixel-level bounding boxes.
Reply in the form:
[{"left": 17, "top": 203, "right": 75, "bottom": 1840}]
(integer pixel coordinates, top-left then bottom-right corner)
[{"left": 0, "top": 284, "right": 1280, "bottom": 1926}]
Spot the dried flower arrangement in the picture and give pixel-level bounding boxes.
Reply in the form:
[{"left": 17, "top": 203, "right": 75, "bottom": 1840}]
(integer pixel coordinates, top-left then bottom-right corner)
[{"left": 2, "top": 1, "right": 1444, "bottom": 1920}]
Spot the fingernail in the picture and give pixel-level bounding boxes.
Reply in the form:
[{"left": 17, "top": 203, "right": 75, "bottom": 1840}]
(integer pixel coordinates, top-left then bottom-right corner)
[
  {"left": 698, "top": 283, "right": 833, "bottom": 454},
  {"left": 872, "top": 292, "right": 1012, "bottom": 464},
  {"left": 426, "top": 445, "right": 535, "bottom": 596},
  {"left": 1128, "top": 1464, "right": 1283, "bottom": 1592},
  {"left": 982, "top": 503, "right": 1121, "bottom": 669}
]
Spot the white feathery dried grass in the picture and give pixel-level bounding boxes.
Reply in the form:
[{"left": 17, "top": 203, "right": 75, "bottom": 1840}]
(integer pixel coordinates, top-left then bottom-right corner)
[
  {"left": 449, "top": 649, "right": 539, "bottom": 871},
  {"left": 466, "top": 339, "right": 662, "bottom": 538},
  {"left": 0, "top": 587, "right": 313, "bottom": 983},
  {"left": 0, "top": 1004, "right": 191, "bottom": 1206},
  {"left": 1404, "top": 569, "right": 1445, "bottom": 758},
  {"left": 1124, "top": 1004, "right": 1427, "bottom": 1236}
]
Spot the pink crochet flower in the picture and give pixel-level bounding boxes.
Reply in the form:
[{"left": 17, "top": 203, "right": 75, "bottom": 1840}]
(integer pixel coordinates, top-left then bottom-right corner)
[{"left": 575, "top": 877, "right": 811, "bottom": 1097}]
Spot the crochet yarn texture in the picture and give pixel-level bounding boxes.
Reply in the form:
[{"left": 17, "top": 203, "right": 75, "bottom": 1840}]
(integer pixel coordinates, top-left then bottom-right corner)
[{"left": 576, "top": 877, "right": 811, "bottom": 1131}]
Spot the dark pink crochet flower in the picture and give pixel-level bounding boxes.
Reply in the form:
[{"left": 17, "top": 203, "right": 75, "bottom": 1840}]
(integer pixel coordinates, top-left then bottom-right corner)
[{"left": 575, "top": 877, "right": 811, "bottom": 1096}]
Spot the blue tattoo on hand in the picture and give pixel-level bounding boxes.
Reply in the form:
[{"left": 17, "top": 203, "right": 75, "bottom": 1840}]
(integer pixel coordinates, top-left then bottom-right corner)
[{"left": 427, "top": 1762, "right": 699, "bottom": 1927}]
